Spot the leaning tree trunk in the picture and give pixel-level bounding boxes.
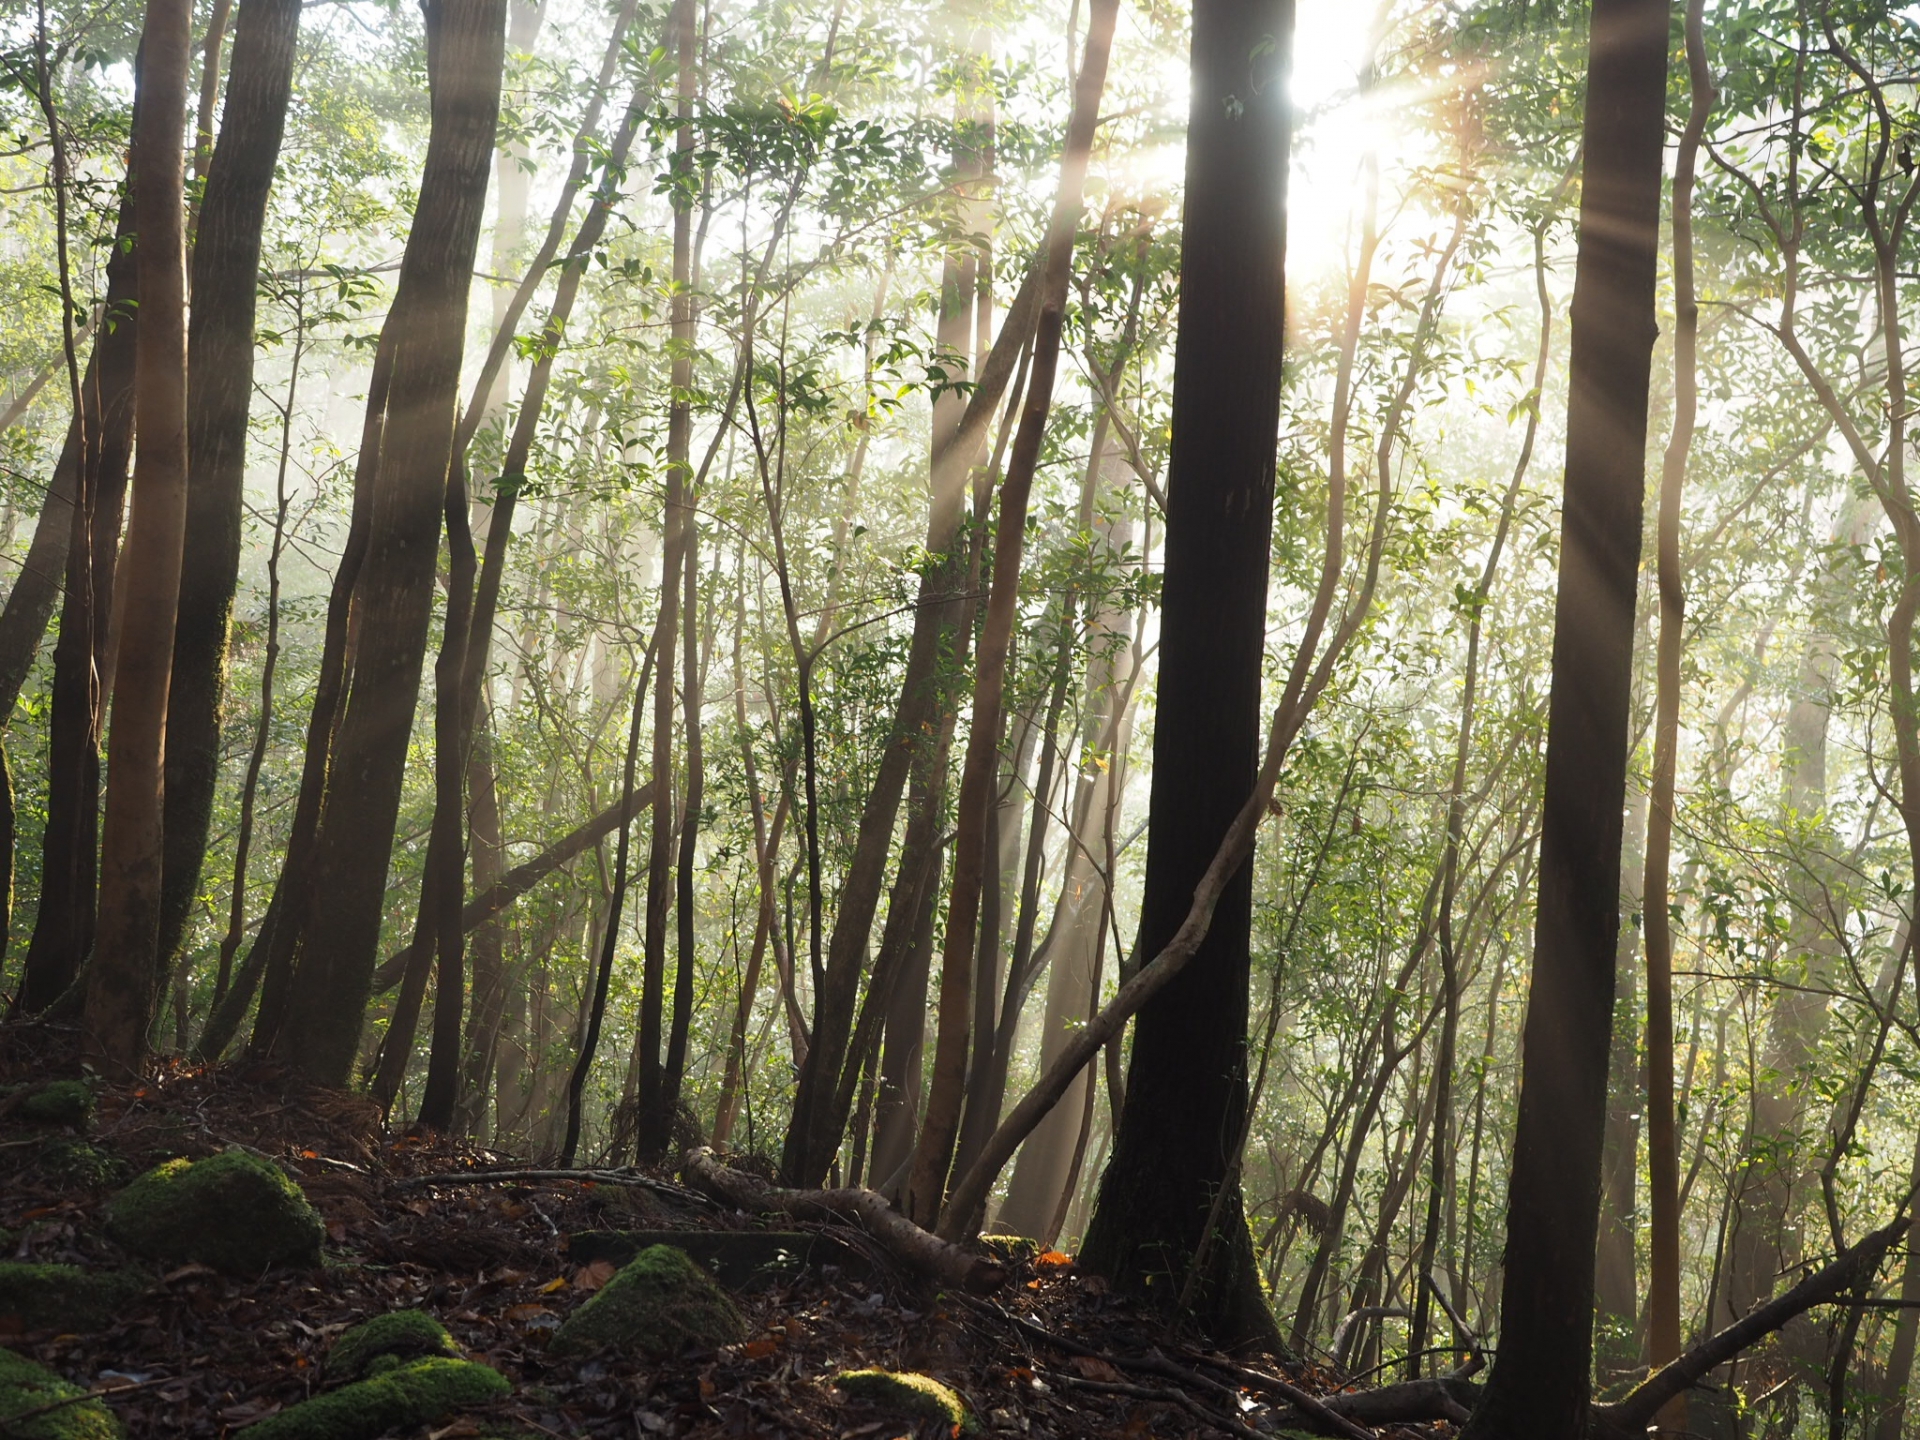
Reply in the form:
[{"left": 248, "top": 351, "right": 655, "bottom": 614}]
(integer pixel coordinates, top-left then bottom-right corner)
[
  {"left": 84, "top": 0, "right": 195, "bottom": 1069},
  {"left": 155, "top": 0, "right": 303, "bottom": 976},
  {"left": 1076, "top": 0, "right": 1294, "bottom": 1350},
  {"left": 271, "top": 0, "right": 507, "bottom": 1087},
  {"left": 1456, "top": 0, "right": 1668, "bottom": 1430}
]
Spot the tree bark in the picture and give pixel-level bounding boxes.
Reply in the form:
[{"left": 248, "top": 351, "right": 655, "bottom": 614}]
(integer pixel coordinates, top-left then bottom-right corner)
[
  {"left": 272, "top": 0, "right": 507, "bottom": 1086},
  {"left": 155, "top": 0, "right": 303, "bottom": 977},
  {"left": 1457, "top": 0, "right": 1668, "bottom": 1429},
  {"left": 1075, "top": 0, "right": 1293, "bottom": 1348},
  {"left": 84, "top": 0, "right": 195, "bottom": 1069}
]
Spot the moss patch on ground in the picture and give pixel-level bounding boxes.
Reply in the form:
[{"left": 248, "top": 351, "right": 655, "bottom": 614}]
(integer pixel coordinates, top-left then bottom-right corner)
[
  {"left": 0, "top": 1347, "right": 123, "bottom": 1439},
  {"left": 834, "top": 1369, "right": 978, "bottom": 1434},
  {"left": 326, "top": 1310, "right": 459, "bottom": 1381},
  {"left": 33, "top": 1139, "right": 123, "bottom": 1190},
  {"left": 105, "top": 1149, "right": 323, "bottom": 1274},
  {"left": 235, "top": 1358, "right": 508, "bottom": 1440},
  {"left": 549, "top": 1244, "right": 746, "bottom": 1357},
  {"left": 0, "top": 1263, "right": 145, "bottom": 1334},
  {"left": 13, "top": 1081, "right": 92, "bottom": 1130}
]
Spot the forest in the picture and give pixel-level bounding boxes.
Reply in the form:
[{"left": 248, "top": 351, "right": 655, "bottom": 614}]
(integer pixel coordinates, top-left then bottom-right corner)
[{"left": 6, "top": 0, "right": 1920, "bottom": 1433}]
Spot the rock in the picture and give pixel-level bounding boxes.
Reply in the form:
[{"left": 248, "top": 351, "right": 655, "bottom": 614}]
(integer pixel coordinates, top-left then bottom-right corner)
[
  {"left": 13, "top": 1082, "right": 92, "bottom": 1130},
  {"left": 549, "top": 1243, "right": 747, "bottom": 1357},
  {"left": 0, "top": 1263, "right": 145, "bottom": 1334},
  {"left": 105, "top": 1149, "right": 323, "bottom": 1274},
  {"left": 566, "top": 1229, "right": 873, "bottom": 1289},
  {"left": 834, "top": 1369, "right": 979, "bottom": 1435},
  {"left": 325, "top": 1310, "right": 459, "bottom": 1381},
  {"left": 233, "top": 1358, "right": 508, "bottom": 1440},
  {"left": 0, "top": 1346, "right": 123, "bottom": 1439}
]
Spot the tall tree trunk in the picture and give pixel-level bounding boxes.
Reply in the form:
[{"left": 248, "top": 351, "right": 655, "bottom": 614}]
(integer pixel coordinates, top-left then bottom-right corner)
[
  {"left": 1639, "top": 4, "right": 1711, "bottom": 1421},
  {"left": 994, "top": 433, "right": 1139, "bottom": 1238},
  {"left": 662, "top": 516, "right": 705, "bottom": 1119},
  {"left": 775, "top": 33, "right": 1000, "bottom": 1185},
  {"left": 1076, "top": 0, "right": 1293, "bottom": 1348},
  {"left": 1596, "top": 784, "right": 1647, "bottom": 1373},
  {"left": 156, "top": 0, "right": 303, "bottom": 976},
  {"left": 272, "top": 0, "right": 507, "bottom": 1086},
  {"left": 634, "top": 0, "right": 699, "bottom": 1160},
  {"left": 903, "top": 0, "right": 1117, "bottom": 1229},
  {"left": 2, "top": 189, "right": 137, "bottom": 993},
  {"left": 1456, "top": 0, "right": 1668, "bottom": 1429},
  {"left": 84, "top": 0, "right": 195, "bottom": 1069}
]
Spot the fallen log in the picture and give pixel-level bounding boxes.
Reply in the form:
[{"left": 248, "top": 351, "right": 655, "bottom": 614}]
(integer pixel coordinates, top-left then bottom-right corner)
[
  {"left": 370, "top": 782, "right": 655, "bottom": 994},
  {"left": 682, "top": 1147, "right": 1005, "bottom": 1295}
]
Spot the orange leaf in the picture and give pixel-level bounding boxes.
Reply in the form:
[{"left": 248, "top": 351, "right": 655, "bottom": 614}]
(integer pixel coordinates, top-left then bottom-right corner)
[
  {"left": 740, "top": 1336, "right": 780, "bottom": 1360},
  {"left": 539, "top": 1276, "right": 569, "bottom": 1294},
  {"left": 503, "top": 1302, "right": 552, "bottom": 1323},
  {"left": 1034, "top": 1250, "right": 1075, "bottom": 1270},
  {"left": 573, "top": 1260, "right": 617, "bottom": 1292}
]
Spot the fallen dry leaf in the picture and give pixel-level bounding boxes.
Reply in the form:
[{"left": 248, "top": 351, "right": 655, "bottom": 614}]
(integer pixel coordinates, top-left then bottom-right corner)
[
  {"left": 1070, "top": 1355, "right": 1125, "bottom": 1383},
  {"left": 572, "top": 1259, "right": 617, "bottom": 1291}
]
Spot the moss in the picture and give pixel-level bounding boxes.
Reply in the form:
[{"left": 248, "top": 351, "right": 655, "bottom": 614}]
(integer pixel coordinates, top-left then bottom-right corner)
[
  {"left": 0, "top": 1347, "right": 123, "bottom": 1439},
  {"left": 34, "top": 1139, "right": 124, "bottom": 1190},
  {"left": 105, "top": 1149, "right": 323, "bottom": 1274},
  {"left": 236, "top": 1358, "right": 509, "bottom": 1440},
  {"left": 326, "top": 1310, "right": 459, "bottom": 1381},
  {"left": 0, "top": 1263, "right": 145, "bottom": 1334},
  {"left": 835, "top": 1369, "right": 978, "bottom": 1434},
  {"left": 549, "top": 1244, "right": 747, "bottom": 1358},
  {"left": 15, "top": 1082, "right": 92, "bottom": 1130},
  {"left": 976, "top": 1233, "right": 1041, "bottom": 1266}
]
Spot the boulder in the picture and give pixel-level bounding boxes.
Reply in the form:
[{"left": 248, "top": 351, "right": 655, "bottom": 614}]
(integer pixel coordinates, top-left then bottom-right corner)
[
  {"left": 0, "top": 1263, "right": 145, "bottom": 1334},
  {"left": 835, "top": 1369, "right": 978, "bottom": 1434},
  {"left": 12, "top": 1082, "right": 92, "bottom": 1130},
  {"left": 325, "top": 1310, "right": 459, "bottom": 1381},
  {"left": 105, "top": 1149, "right": 323, "bottom": 1274},
  {"left": 236, "top": 1358, "right": 508, "bottom": 1440},
  {"left": 549, "top": 1243, "right": 746, "bottom": 1357},
  {"left": 0, "top": 1347, "right": 122, "bottom": 1439}
]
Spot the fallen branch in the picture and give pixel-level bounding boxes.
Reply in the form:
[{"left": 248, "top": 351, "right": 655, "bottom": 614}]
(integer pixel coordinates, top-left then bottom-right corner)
[
  {"left": 958, "top": 1298, "right": 1373, "bottom": 1440},
  {"left": 370, "top": 782, "right": 655, "bottom": 994},
  {"left": 1042, "top": 1369, "right": 1268, "bottom": 1440},
  {"left": 1595, "top": 1207, "right": 1911, "bottom": 1436},
  {"left": 385, "top": 1166, "right": 709, "bottom": 1207},
  {"left": 682, "top": 1147, "right": 1005, "bottom": 1294}
]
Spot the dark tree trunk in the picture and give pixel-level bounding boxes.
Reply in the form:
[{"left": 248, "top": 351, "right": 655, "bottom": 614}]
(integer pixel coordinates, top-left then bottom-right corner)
[
  {"left": 85, "top": 0, "right": 195, "bottom": 1069},
  {"left": 1456, "top": 0, "right": 1668, "bottom": 1432},
  {"left": 272, "top": 0, "right": 507, "bottom": 1086},
  {"left": 155, "top": 0, "right": 303, "bottom": 975},
  {"left": 13, "top": 194, "right": 142, "bottom": 1015},
  {"left": 1076, "top": 0, "right": 1293, "bottom": 1350},
  {"left": 1, "top": 187, "right": 138, "bottom": 994}
]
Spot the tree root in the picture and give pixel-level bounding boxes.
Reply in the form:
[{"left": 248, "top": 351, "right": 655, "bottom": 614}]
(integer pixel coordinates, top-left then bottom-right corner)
[{"left": 681, "top": 1147, "right": 1005, "bottom": 1294}]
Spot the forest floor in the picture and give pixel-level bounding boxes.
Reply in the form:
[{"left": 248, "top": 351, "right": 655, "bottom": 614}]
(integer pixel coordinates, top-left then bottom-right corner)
[{"left": 0, "top": 1029, "right": 1422, "bottom": 1440}]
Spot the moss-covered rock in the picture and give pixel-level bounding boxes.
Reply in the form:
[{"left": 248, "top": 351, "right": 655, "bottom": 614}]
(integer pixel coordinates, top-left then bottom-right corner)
[
  {"left": 977, "top": 1233, "right": 1041, "bottom": 1266},
  {"left": 0, "top": 1347, "right": 123, "bottom": 1439},
  {"left": 236, "top": 1358, "right": 508, "bottom": 1440},
  {"left": 33, "top": 1139, "right": 124, "bottom": 1190},
  {"left": 13, "top": 1081, "right": 93, "bottom": 1130},
  {"left": 0, "top": 1263, "right": 145, "bottom": 1334},
  {"left": 326, "top": 1310, "right": 459, "bottom": 1381},
  {"left": 548, "top": 1243, "right": 747, "bottom": 1357},
  {"left": 105, "top": 1149, "right": 323, "bottom": 1274},
  {"left": 835, "top": 1369, "right": 978, "bottom": 1434}
]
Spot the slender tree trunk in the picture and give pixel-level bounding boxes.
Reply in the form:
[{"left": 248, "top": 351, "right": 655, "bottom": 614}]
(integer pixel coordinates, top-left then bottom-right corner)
[
  {"left": 85, "top": 0, "right": 195, "bottom": 1069},
  {"left": 155, "top": 0, "right": 303, "bottom": 977},
  {"left": 3, "top": 190, "right": 137, "bottom": 996},
  {"left": 1457, "top": 0, "right": 1668, "bottom": 1428},
  {"left": 272, "top": 0, "right": 507, "bottom": 1086},
  {"left": 662, "top": 516, "right": 705, "bottom": 1118},
  {"left": 1076, "top": 0, "right": 1294, "bottom": 1348},
  {"left": 903, "top": 0, "right": 1118, "bottom": 1229},
  {"left": 633, "top": 0, "right": 699, "bottom": 1160},
  {"left": 1639, "top": 6, "right": 1711, "bottom": 1422}
]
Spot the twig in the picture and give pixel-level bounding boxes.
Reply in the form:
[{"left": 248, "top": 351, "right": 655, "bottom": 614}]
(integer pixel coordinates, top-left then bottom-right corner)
[
  {"left": 386, "top": 1167, "right": 712, "bottom": 1207},
  {"left": 0, "top": 1377, "right": 169, "bottom": 1435}
]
